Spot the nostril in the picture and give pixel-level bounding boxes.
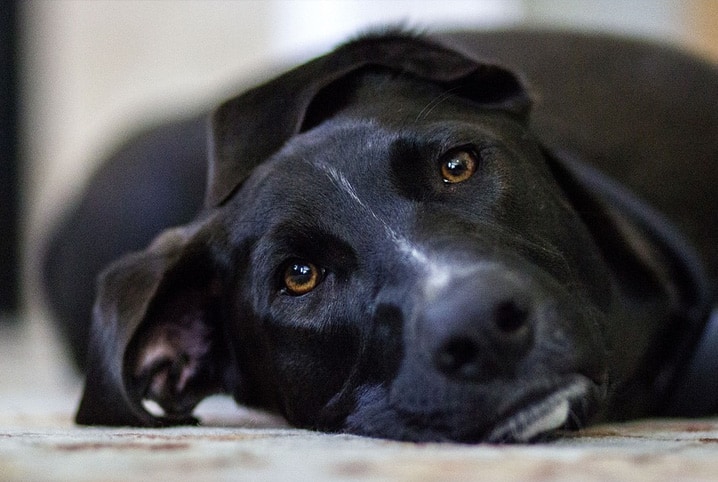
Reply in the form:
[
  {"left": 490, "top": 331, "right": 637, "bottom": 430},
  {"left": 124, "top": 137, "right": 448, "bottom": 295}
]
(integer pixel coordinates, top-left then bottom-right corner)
[
  {"left": 435, "top": 338, "right": 481, "bottom": 377},
  {"left": 493, "top": 300, "right": 529, "bottom": 334}
]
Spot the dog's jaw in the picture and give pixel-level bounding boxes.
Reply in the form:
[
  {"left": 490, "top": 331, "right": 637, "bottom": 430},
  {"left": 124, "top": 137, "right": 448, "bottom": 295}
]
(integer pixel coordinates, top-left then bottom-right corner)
[
  {"left": 485, "top": 377, "right": 590, "bottom": 443},
  {"left": 340, "top": 375, "right": 597, "bottom": 443}
]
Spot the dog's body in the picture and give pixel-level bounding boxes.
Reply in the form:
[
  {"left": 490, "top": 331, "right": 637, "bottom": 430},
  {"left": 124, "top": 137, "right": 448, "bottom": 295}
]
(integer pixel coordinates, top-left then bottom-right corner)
[{"left": 44, "top": 30, "right": 718, "bottom": 442}]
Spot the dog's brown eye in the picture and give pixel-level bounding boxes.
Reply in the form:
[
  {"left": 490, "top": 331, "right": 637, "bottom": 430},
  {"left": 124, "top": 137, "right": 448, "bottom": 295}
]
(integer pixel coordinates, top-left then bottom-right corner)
[
  {"left": 283, "top": 260, "right": 322, "bottom": 296},
  {"left": 440, "top": 149, "right": 478, "bottom": 184}
]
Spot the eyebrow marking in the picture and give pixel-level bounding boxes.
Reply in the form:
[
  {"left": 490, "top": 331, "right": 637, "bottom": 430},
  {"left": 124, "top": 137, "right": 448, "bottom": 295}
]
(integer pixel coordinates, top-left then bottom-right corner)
[
  {"left": 314, "top": 161, "right": 483, "bottom": 297},
  {"left": 316, "top": 162, "right": 427, "bottom": 263}
]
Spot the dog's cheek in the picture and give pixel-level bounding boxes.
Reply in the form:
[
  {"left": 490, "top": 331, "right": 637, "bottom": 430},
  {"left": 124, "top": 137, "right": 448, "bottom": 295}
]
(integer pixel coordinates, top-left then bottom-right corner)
[
  {"left": 258, "top": 318, "right": 362, "bottom": 428},
  {"left": 488, "top": 142, "right": 614, "bottom": 303}
]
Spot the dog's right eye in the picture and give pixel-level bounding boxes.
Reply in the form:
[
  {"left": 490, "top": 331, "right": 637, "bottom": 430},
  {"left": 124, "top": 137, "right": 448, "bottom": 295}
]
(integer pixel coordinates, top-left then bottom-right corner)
[
  {"left": 440, "top": 148, "right": 478, "bottom": 184},
  {"left": 281, "top": 260, "right": 324, "bottom": 296}
]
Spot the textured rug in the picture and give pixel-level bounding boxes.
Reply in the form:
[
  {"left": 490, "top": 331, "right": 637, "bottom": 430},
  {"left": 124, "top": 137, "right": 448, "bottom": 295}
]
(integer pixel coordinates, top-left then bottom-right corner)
[
  {"left": 4, "top": 408, "right": 718, "bottom": 481},
  {"left": 2, "top": 321, "right": 718, "bottom": 481}
]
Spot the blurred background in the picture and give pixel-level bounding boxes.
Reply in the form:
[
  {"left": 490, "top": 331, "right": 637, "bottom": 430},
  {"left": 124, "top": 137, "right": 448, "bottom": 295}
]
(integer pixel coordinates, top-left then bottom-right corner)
[{"left": 1, "top": 0, "right": 717, "bottom": 394}]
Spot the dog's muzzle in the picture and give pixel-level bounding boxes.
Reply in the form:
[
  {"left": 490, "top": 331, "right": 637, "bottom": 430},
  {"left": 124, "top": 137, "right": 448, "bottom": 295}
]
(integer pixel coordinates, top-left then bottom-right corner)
[{"left": 379, "top": 263, "right": 604, "bottom": 442}]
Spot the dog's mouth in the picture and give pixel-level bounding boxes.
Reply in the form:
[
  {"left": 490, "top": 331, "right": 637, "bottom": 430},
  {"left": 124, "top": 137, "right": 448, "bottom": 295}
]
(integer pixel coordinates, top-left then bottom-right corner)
[
  {"left": 483, "top": 376, "right": 592, "bottom": 443},
  {"left": 377, "top": 374, "right": 597, "bottom": 443}
]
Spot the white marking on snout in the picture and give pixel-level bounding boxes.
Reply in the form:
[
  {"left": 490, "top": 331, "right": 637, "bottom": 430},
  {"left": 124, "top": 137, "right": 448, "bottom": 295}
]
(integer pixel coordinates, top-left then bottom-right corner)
[
  {"left": 395, "top": 238, "right": 430, "bottom": 266},
  {"left": 423, "top": 260, "right": 538, "bottom": 302},
  {"left": 422, "top": 262, "right": 474, "bottom": 300}
]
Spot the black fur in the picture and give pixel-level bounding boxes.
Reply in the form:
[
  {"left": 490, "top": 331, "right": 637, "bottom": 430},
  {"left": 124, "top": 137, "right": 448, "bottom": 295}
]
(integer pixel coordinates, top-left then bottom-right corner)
[{"left": 44, "top": 30, "right": 717, "bottom": 442}]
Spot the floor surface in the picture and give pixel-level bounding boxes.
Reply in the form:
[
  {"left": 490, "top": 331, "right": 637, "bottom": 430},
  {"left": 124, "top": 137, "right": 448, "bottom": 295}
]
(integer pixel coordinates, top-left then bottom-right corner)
[{"left": 2, "top": 317, "right": 718, "bottom": 481}]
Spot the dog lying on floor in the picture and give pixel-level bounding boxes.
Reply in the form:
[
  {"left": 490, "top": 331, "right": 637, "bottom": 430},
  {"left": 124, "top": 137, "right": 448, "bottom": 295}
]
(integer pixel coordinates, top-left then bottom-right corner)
[{"left": 43, "top": 30, "right": 718, "bottom": 443}]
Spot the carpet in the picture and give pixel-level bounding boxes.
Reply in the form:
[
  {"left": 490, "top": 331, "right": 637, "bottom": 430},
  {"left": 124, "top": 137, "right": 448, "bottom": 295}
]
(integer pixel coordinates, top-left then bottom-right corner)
[{"left": 2, "top": 319, "right": 718, "bottom": 481}]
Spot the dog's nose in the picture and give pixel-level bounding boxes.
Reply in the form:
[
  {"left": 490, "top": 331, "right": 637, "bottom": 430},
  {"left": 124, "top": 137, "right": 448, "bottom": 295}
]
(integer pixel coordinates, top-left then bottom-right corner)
[
  {"left": 434, "top": 299, "right": 530, "bottom": 377},
  {"left": 423, "top": 271, "right": 535, "bottom": 380}
]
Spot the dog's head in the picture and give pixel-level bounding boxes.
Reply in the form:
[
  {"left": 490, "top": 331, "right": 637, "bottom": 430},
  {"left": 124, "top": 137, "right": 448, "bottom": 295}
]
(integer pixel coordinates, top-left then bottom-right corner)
[{"left": 76, "top": 32, "right": 708, "bottom": 442}]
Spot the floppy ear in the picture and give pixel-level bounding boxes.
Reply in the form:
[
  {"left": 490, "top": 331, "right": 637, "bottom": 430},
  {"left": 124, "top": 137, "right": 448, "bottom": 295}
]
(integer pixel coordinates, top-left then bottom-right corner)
[
  {"left": 75, "top": 220, "right": 235, "bottom": 426},
  {"left": 547, "top": 150, "right": 711, "bottom": 313},
  {"left": 207, "top": 32, "right": 531, "bottom": 206},
  {"left": 545, "top": 149, "right": 713, "bottom": 405}
]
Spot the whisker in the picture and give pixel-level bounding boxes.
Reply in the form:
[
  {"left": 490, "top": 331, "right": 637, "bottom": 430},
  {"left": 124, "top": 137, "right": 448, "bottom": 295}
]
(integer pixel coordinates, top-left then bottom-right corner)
[{"left": 415, "top": 87, "right": 461, "bottom": 122}]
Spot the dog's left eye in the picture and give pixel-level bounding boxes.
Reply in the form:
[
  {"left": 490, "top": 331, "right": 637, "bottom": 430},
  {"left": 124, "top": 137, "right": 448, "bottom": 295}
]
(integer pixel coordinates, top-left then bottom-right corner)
[
  {"left": 282, "top": 260, "right": 324, "bottom": 296},
  {"left": 440, "top": 149, "right": 478, "bottom": 184}
]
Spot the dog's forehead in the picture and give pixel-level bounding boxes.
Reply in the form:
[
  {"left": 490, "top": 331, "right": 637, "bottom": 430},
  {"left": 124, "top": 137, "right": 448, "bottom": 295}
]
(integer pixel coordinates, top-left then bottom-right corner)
[
  {"left": 236, "top": 69, "right": 532, "bottom": 210},
  {"left": 230, "top": 112, "right": 531, "bottom": 239},
  {"left": 226, "top": 120, "right": 431, "bottom": 261},
  {"left": 254, "top": 112, "right": 511, "bottom": 192},
  {"left": 249, "top": 120, "right": 401, "bottom": 206}
]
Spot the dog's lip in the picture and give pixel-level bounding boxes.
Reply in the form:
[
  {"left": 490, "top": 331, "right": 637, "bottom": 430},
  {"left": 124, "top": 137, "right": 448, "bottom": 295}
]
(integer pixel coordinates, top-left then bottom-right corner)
[
  {"left": 387, "top": 374, "right": 597, "bottom": 443},
  {"left": 483, "top": 375, "right": 592, "bottom": 443}
]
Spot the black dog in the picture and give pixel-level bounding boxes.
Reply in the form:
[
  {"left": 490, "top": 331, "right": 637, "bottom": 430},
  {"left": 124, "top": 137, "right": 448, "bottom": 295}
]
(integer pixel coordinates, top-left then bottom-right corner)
[{"left": 44, "top": 30, "right": 718, "bottom": 443}]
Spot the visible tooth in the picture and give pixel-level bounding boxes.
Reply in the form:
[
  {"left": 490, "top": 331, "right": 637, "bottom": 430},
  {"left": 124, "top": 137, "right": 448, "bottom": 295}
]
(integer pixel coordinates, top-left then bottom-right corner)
[
  {"left": 487, "top": 378, "right": 589, "bottom": 442},
  {"left": 513, "top": 399, "right": 569, "bottom": 442}
]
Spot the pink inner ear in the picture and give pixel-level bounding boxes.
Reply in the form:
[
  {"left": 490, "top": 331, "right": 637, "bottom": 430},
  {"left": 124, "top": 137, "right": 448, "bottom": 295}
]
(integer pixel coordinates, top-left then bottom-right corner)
[
  {"left": 130, "top": 288, "right": 219, "bottom": 415},
  {"left": 136, "top": 335, "right": 199, "bottom": 398}
]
